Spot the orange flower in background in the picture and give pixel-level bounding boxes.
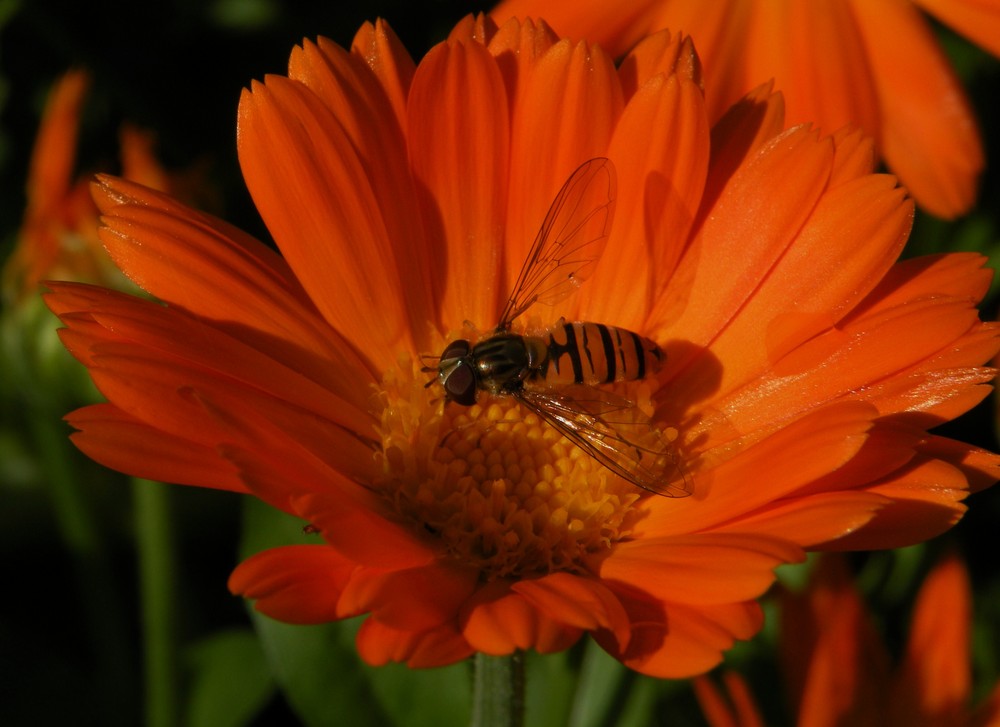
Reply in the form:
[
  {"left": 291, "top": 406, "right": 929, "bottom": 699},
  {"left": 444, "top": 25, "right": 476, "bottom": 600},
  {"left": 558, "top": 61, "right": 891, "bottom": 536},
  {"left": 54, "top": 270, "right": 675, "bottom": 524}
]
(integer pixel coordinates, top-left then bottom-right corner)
[
  {"left": 3, "top": 69, "right": 216, "bottom": 303},
  {"left": 4, "top": 71, "right": 113, "bottom": 300},
  {"left": 491, "top": 0, "right": 1000, "bottom": 219},
  {"left": 47, "top": 15, "right": 999, "bottom": 677},
  {"left": 695, "top": 554, "right": 1000, "bottom": 726}
]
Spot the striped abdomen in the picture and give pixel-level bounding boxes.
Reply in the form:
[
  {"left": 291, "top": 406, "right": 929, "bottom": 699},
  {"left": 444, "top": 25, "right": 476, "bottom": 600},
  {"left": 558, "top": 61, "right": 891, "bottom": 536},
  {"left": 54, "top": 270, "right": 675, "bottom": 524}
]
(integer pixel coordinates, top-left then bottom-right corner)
[{"left": 528, "top": 321, "right": 664, "bottom": 386}]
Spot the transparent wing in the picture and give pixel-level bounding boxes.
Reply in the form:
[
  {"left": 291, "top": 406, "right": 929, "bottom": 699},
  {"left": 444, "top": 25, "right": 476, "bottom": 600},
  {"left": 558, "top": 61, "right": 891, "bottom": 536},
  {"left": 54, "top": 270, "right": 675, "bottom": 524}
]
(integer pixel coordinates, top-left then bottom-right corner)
[
  {"left": 497, "top": 157, "right": 617, "bottom": 328},
  {"left": 516, "top": 384, "right": 691, "bottom": 497}
]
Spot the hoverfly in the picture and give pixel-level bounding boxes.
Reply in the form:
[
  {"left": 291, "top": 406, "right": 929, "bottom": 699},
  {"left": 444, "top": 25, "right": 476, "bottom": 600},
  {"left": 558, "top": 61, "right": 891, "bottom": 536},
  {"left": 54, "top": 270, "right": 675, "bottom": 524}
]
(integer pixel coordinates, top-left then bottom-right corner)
[{"left": 431, "top": 157, "right": 689, "bottom": 498}]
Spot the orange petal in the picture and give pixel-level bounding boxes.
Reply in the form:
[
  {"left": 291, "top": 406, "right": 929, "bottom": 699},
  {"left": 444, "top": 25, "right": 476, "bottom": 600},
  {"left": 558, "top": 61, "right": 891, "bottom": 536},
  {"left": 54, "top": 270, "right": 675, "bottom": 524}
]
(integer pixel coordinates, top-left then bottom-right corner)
[
  {"left": 350, "top": 20, "right": 415, "bottom": 141},
  {"left": 46, "top": 280, "right": 374, "bottom": 428},
  {"left": 618, "top": 29, "right": 703, "bottom": 99},
  {"left": 219, "top": 448, "right": 438, "bottom": 570},
  {"left": 652, "top": 0, "right": 755, "bottom": 123},
  {"left": 492, "top": 0, "right": 664, "bottom": 58},
  {"left": 745, "top": 0, "right": 880, "bottom": 137},
  {"left": 726, "top": 672, "right": 766, "bottom": 727},
  {"left": 355, "top": 618, "right": 473, "bottom": 668},
  {"left": 505, "top": 37, "right": 622, "bottom": 284},
  {"left": 26, "top": 70, "right": 89, "bottom": 214},
  {"left": 828, "top": 126, "right": 878, "bottom": 187},
  {"left": 824, "top": 297, "right": 983, "bottom": 386},
  {"left": 656, "top": 127, "right": 833, "bottom": 356},
  {"left": 447, "top": 12, "right": 497, "bottom": 44},
  {"left": 216, "top": 440, "right": 344, "bottom": 516},
  {"left": 486, "top": 18, "right": 560, "bottom": 270},
  {"left": 76, "top": 346, "right": 375, "bottom": 485},
  {"left": 819, "top": 455, "right": 969, "bottom": 551},
  {"left": 675, "top": 173, "right": 911, "bottom": 402},
  {"left": 726, "top": 491, "right": 885, "bottom": 548},
  {"left": 338, "top": 561, "right": 478, "bottom": 632},
  {"left": 228, "top": 545, "right": 355, "bottom": 624},
  {"left": 288, "top": 38, "right": 438, "bottom": 349},
  {"left": 46, "top": 282, "right": 378, "bottom": 485},
  {"left": 118, "top": 125, "right": 170, "bottom": 192},
  {"left": 712, "top": 298, "right": 991, "bottom": 442},
  {"left": 645, "top": 401, "right": 883, "bottom": 536},
  {"left": 66, "top": 403, "right": 249, "bottom": 493},
  {"left": 406, "top": 38, "right": 510, "bottom": 328},
  {"left": 890, "top": 553, "right": 971, "bottom": 723},
  {"left": 187, "top": 373, "right": 378, "bottom": 485},
  {"left": 486, "top": 15, "right": 559, "bottom": 95},
  {"left": 597, "top": 533, "right": 802, "bottom": 605},
  {"left": 237, "top": 77, "right": 415, "bottom": 361},
  {"left": 460, "top": 579, "right": 583, "bottom": 655},
  {"left": 847, "top": 252, "right": 992, "bottom": 320},
  {"left": 849, "top": 0, "right": 983, "bottom": 218},
  {"left": 921, "top": 436, "right": 1000, "bottom": 494},
  {"left": 693, "top": 675, "right": 740, "bottom": 727},
  {"left": 584, "top": 44, "right": 708, "bottom": 324},
  {"left": 294, "top": 491, "right": 438, "bottom": 571},
  {"left": 860, "top": 364, "right": 995, "bottom": 425},
  {"left": 90, "top": 177, "right": 375, "bottom": 385},
  {"left": 598, "top": 594, "right": 763, "bottom": 679},
  {"left": 693, "top": 672, "right": 766, "bottom": 727},
  {"left": 512, "top": 572, "right": 631, "bottom": 651},
  {"left": 702, "top": 82, "right": 786, "bottom": 215},
  {"left": 781, "top": 555, "right": 890, "bottom": 726},
  {"left": 912, "top": 0, "right": 1000, "bottom": 57}
]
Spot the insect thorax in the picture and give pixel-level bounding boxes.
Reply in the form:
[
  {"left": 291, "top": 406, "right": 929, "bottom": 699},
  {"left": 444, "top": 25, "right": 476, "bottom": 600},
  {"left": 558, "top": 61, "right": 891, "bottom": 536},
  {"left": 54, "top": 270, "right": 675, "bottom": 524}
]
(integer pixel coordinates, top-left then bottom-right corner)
[{"left": 469, "top": 333, "right": 543, "bottom": 395}]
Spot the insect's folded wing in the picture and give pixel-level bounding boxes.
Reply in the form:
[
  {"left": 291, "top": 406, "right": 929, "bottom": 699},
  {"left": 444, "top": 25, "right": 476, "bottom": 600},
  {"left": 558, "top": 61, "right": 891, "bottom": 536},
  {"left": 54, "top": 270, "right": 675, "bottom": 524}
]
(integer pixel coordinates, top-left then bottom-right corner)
[
  {"left": 517, "top": 384, "right": 690, "bottom": 498},
  {"left": 498, "top": 158, "right": 617, "bottom": 327}
]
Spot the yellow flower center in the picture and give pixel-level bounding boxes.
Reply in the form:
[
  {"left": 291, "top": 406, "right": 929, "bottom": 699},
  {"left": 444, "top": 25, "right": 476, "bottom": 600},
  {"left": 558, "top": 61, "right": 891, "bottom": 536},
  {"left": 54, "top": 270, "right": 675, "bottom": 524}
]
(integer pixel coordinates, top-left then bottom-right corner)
[{"left": 374, "top": 354, "right": 643, "bottom": 579}]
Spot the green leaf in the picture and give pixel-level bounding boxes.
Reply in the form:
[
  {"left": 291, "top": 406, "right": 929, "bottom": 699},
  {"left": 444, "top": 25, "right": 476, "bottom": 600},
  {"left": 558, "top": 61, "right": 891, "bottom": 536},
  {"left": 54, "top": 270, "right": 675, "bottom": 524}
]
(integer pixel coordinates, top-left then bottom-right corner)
[
  {"left": 568, "top": 642, "right": 627, "bottom": 727},
  {"left": 366, "top": 659, "right": 471, "bottom": 727},
  {"left": 185, "top": 629, "right": 274, "bottom": 727},
  {"left": 249, "top": 613, "right": 393, "bottom": 727},
  {"left": 239, "top": 495, "right": 312, "bottom": 554}
]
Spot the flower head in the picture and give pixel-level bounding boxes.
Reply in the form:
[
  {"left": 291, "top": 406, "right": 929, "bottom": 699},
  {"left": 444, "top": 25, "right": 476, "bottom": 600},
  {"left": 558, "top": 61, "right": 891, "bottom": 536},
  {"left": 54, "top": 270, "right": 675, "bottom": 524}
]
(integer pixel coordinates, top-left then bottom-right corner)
[
  {"left": 491, "top": 0, "right": 999, "bottom": 219},
  {"left": 47, "top": 16, "right": 999, "bottom": 677},
  {"left": 695, "top": 553, "right": 1000, "bottom": 726}
]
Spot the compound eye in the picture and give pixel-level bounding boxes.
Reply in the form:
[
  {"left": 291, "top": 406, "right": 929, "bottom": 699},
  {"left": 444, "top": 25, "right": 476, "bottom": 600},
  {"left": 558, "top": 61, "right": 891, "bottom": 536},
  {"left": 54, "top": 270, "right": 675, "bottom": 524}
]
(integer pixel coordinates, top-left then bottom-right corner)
[
  {"left": 440, "top": 339, "right": 471, "bottom": 360},
  {"left": 443, "top": 362, "right": 477, "bottom": 406}
]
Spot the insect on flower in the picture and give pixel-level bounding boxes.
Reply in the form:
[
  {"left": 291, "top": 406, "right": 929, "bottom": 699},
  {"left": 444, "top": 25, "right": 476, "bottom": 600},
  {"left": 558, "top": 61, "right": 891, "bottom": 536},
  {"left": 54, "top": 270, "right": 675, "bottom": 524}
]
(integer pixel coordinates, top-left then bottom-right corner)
[{"left": 430, "top": 158, "right": 690, "bottom": 497}]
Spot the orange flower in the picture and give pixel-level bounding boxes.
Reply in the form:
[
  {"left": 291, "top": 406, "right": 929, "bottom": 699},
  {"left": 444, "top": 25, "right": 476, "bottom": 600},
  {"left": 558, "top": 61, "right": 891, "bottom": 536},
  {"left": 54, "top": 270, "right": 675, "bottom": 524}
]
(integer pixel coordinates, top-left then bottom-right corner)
[
  {"left": 4, "top": 71, "right": 109, "bottom": 301},
  {"left": 491, "top": 0, "right": 1000, "bottom": 219},
  {"left": 3, "top": 70, "right": 208, "bottom": 302},
  {"left": 47, "top": 16, "right": 999, "bottom": 676},
  {"left": 695, "top": 554, "right": 1000, "bottom": 726}
]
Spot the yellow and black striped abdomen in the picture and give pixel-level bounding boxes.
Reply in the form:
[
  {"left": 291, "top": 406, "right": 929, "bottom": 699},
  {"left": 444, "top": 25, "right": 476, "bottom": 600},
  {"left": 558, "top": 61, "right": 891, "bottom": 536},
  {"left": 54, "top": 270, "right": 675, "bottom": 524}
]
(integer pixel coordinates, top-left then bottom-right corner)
[{"left": 532, "top": 321, "right": 664, "bottom": 386}]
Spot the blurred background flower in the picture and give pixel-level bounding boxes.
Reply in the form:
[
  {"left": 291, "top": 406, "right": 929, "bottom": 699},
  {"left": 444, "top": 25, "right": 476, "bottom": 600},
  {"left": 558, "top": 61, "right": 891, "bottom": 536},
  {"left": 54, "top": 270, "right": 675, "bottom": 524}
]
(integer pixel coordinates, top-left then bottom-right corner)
[
  {"left": 694, "top": 552, "right": 1000, "bottom": 726},
  {"left": 2, "top": 68, "right": 214, "bottom": 304},
  {"left": 491, "top": 0, "right": 1000, "bottom": 220}
]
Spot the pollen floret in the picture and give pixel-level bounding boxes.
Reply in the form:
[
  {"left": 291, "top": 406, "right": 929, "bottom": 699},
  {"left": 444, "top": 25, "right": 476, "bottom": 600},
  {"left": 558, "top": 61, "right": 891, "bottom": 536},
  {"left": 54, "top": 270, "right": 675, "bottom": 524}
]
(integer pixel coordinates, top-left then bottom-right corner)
[{"left": 375, "top": 357, "right": 641, "bottom": 579}]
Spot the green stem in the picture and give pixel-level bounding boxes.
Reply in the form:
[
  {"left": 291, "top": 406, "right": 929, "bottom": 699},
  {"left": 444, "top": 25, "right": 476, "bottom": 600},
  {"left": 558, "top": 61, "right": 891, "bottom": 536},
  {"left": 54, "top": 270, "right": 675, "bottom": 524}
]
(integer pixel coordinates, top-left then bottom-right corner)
[
  {"left": 133, "top": 478, "right": 178, "bottom": 727},
  {"left": 471, "top": 652, "right": 525, "bottom": 727},
  {"left": 31, "top": 409, "right": 98, "bottom": 553},
  {"left": 33, "top": 412, "right": 134, "bottom": 725}
]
